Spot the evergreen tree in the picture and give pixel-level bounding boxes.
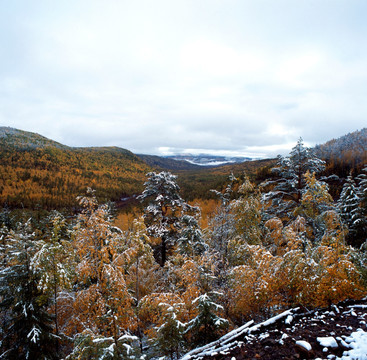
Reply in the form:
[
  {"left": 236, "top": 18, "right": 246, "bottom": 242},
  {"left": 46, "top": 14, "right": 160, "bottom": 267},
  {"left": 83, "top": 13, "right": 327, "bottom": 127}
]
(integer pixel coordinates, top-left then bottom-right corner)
[
  {"left": 139, "top": 172, "right": 187, "bottom": 266},
  {"left": 31, "top": 211, "right": 74, "bottom": 353},
  {"left": 153, "top": 303, "right": 186, "bottom": 360},
  {"left": 0, "top": 204, "right": 13, "bottom": 229},
  {"left": 0, "top": 220, "right": 58, "bottom": 359},
  {"left": 186, "top": 293, "right": 228, "bottom": 347},
  {"left": 354, "top": 166, "right": 367, "bottom": 246},
  {"left": 65, "top": 330, "right": 140, "bottom": 360},
  {"left": 337, "top": 174, "right": 362, "bottom": 245},
  {"left": 209, "top": 174, "right": 236, "bottom": 266},
  {"left": 262, "top": 138, "right": 325, "bottom": 222},
  {"left": 178, "top": 213, "right": 207, "bottom": 258}
]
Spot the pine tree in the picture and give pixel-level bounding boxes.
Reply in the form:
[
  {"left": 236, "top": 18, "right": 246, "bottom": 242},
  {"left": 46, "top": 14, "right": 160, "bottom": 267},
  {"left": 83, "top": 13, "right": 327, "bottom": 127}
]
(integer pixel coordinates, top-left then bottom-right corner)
[
  {"left": 178, "top": 213, "right": 207, "bottom": 258},
  {"left": 208, "top": 174, "right": 236, "bottom": 267},
  {"left": 186, "top": 293, "right": 228, "bottom": 347},
  {"left": 0, "top": 203, "right": 12, "bottom": 229},
  {"left": 354, "top": 166, "right": 367, "bottom": 246},
  {"left": 337, "top": 174, "right": 362, "bottom": 245},
  {"left": 65, "top": 330, "right": 140, "bottom": 360},
  {"left": 262, "top": 138, "right": 325, "bottom": 222},
  {"left": 153, "top": 303, "right": 186, "bottom": 360},
  {"left": 31, "top": 210, "right": 74, "bottom": 352},
  {"left": 0, "top": 220, "right": 58, "bottom": 359},
  {"left": 139, "top": 172, "right": 187, "bottom": 266}
]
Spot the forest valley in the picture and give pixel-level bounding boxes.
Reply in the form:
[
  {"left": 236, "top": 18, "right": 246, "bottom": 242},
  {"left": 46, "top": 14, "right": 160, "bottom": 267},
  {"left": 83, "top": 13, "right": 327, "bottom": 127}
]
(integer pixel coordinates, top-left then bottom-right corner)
[{"left": 0, "top": 139, "right": 367, "bottom": 360}]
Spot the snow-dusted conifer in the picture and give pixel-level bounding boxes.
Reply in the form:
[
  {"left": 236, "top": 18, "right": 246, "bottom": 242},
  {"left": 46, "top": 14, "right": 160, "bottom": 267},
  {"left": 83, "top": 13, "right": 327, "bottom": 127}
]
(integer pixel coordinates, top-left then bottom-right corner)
[
  {"left": 354, "top": 166, "right": 367, "bottom": 245},
  {"left": 139, "top": 172, "right": 186, "bottom": 266},
  {"left": 0, "top": 220, "right": 58, "bottom": 359},
  {"left": 31, "top": 210, "right": 73, "bottom": 350},
  {"left": 338, "top": 174, "right": 360, "bottom": 223},
  {"left": 338, "top": 174, "right": 361, "bottom": 242},
  {"left": 208, "top": 174, "right": 236, "bottom": 265},
  {"left": 153, "top": 303, "right": 186, "bottom": 360},
  {"left": 262, "top": 138, "right": 325, "bottom": 222},
  {"left": 186, "top": 293, "right": 228, "bottom": 347},
  {"left": 178, "top": 212, "right": 207, "bottom": 257},
  {"left": 65, "top": 330, "right": 141, "bottom": 360}
]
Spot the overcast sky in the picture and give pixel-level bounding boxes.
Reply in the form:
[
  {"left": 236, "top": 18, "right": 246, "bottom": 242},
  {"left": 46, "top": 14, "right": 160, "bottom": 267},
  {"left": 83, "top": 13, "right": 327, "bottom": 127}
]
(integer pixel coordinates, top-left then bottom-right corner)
[{"left": 1, "top": 1, "right": 366, "bottom": 158}]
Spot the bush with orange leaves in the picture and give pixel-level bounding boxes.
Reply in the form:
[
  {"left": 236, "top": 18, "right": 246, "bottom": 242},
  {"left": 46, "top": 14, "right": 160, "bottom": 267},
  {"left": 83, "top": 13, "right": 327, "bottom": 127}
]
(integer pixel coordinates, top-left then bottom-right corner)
[
  {"left": 68, "top": 189, "right": 135, "bottom": 349},
  {"left": 228, "top": 211, "right": 366, "bottom": 323},
  {"left": 228, "top": 244, "right": 283, "bottom": 323}
]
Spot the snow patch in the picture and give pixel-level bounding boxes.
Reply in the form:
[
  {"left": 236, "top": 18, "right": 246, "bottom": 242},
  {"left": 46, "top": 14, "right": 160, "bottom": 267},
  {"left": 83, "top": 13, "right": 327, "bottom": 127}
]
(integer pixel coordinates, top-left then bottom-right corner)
[
  {"left": 339, "top": 329, "right": 367, "bottom": 360},
  {"left": 296, "top": 340, "right": 312, "bottom": 351},
  {"left": 317, "top": 336, "right": 338, "bottom": 348}
]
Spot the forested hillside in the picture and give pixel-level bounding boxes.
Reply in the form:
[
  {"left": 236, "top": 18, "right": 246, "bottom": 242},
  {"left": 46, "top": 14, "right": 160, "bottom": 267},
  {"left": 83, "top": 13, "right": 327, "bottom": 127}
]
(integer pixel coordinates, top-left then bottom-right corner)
[
  {"left": 0, "top": 127, "right": 151, "bottom": 208},
  {"left": 0, "top": 127, "right": 275, "bottom": 209},
  {"left": 137, "top": 154, "right": 202, "bottom": 171},
  {"left": 1, "top": 126, "right": 366, "bottom": 212},
  {"left": 314, "top": 128, "right": 367, "bottom": 177},
  {"left": 0, "top": 138, "right": 366, "bottom": 359}
]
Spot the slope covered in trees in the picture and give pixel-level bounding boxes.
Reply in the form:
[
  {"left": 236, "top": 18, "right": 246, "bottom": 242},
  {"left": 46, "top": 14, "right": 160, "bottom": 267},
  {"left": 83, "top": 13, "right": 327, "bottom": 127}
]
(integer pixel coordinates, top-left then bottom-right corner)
[
  {"left": 137, "top": 154, "right": 202, "bottom": 171},
  {"left": 0, "top": 126, "right": 366, "bottom": 214},
  {"left": 0, "top": 127, "right": 276, "bottom": 209},
  {"left": 314, "top": 128, "right": 367, "bottom": 177},
  {"left": 0, "top": 127, "right": 151, "bottom": 209}
]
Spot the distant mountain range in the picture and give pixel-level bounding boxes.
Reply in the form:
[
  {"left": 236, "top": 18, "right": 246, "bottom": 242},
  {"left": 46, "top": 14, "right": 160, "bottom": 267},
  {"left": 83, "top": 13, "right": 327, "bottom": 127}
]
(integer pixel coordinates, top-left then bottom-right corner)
[
  {"left": 165, "top": 154, "right": 252, "bottom": 166},
  {"left": 137, "top": 154, "right": 202, "bottom": 171},
  {"left": 137, "top": 154, "right": 252, "bottom": 169}
]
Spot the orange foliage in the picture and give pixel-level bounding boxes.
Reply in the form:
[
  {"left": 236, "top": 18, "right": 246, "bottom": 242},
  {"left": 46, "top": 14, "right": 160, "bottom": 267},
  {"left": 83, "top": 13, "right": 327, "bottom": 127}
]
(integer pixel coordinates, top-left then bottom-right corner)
[{"left": 67, "top": 191, "right": 135, "bottom": 339}]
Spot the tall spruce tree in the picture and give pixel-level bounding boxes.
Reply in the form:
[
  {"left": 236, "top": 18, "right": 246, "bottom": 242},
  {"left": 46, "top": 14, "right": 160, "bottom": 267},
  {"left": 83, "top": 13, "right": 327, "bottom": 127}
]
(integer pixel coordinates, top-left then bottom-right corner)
[
  {"left": 186, "top": 293, "right": 228, "bottom": 347},
  {"left": 262, "top": 138, "right": 325, "bottom": 222},
  {"left": 31, "top": 211, "right": 74, "bottom": 353},
  {"left": 139, "top": 172, "right": 188, "bottom": 266},
  {"left": 0, "top": 220, "right": 58, "bottom": 360},
  {"left": 178, "top": 213, "right": 207, "bottom": 258},
  {"left": 337, "top": 174, "right": 362, "bottom": 245},
  {"left": 354, "top": 166, "right": 367, "bottom": 246}
]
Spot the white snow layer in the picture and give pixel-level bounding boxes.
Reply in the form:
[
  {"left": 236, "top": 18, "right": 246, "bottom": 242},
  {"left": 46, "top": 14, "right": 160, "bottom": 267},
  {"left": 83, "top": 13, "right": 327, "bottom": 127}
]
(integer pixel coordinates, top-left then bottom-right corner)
[
  {"left": 296, "top": 340, "right": 312, "bottom": 351},
  {"left": 317, "top": 336, "right": 338, "bottom": 348},
  {"left": 339, "top": 329, "right": 367, "bottom": 360}
]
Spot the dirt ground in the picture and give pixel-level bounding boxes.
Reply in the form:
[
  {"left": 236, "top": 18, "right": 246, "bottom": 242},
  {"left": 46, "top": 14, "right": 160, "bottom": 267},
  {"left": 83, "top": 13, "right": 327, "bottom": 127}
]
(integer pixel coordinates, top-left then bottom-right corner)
[{"left": 200, "top": 299, "right": 367, "bottom": 360}]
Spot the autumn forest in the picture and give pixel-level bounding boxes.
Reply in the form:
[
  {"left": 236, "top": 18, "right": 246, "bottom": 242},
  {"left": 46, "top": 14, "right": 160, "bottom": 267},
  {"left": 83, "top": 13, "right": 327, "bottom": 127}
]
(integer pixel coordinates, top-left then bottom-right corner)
[{"left": 0, "top": 128, "right": 367, "bottom": 359}]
